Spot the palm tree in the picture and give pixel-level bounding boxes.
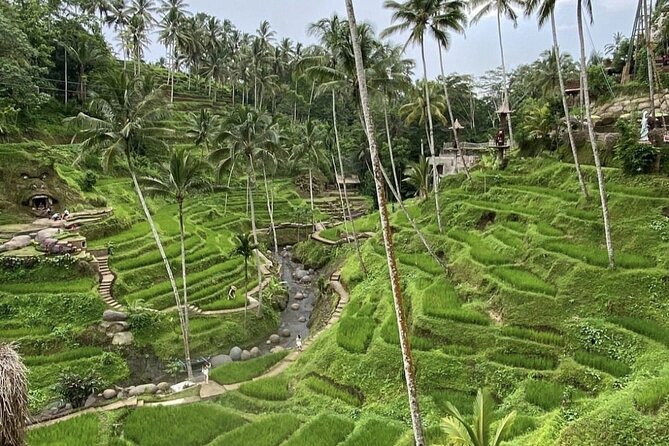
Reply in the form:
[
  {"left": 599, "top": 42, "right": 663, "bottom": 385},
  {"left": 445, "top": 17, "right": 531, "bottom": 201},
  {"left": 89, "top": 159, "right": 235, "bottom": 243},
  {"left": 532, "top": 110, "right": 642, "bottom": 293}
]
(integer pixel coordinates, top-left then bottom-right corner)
[
  {"left": 211, "top": 107, "right": 279, "bottom": 315},
  {"left": 186, "top": 108, "right": 216, "bottom": 156},
  {"left": 291, "top": 120, "right": 327, "bottom": 230},
  {"left": 141, "top": 147, "right": 205, "bottom": 381},
  {"left": 524, "top": 0, "right": 589, "bottom": 199},
  {"left": 345, "top": 1, "right": 425, "bottom": 443},
  {"left": 470, "top": 0, "right": 525, "bottom": 147},
  {"left": 382, "top": 0, "right": 448, "bottom": 233},
  {"left": 127, "top": 0, "right": 156, "bottom": 75},
  {"left": 66, "top": 71, "right": 192, "bottom": 379},
  {"left": 234, "top": 232, "right": 256, "bottom": 328},
  {"left": 577, "top": 0, "right": 615, "bottom": 267},
  {"left": 404, "top": 156, "right": 431, "bottom": 199},
  {"left": 64, "top": 37, "right": 109, "bottom": 103},
  {"left": 440, "top": 389, "right": 516, "bottom": 446},
  {"left": 158, "top": 0, "right": 190, "bottom": 103},
  {"left": 0, "top": 343, "right": 27, "bottom": 446},
  {"left": 399, "top": 81, "right": 448, "bottom": 142}
]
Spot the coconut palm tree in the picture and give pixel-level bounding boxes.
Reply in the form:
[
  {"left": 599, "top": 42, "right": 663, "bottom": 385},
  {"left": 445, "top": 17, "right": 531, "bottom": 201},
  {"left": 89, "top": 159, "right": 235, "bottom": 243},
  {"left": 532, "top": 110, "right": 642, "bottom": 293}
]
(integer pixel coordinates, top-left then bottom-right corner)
[
  {"left": 63, "top": 37, "right": 109, "bottom": 103},
  {"left": 291, "top": 120, "right": 327, "bottom": 230},
  {"left": 470, "top": 0, "right": 525, "bottom": 147},
  {"left": 127, "top": 0, "right": 156, "bottom": 75},
  {"left": 158, "top": 0, "right": 190, "bottom": 103},
  {"left": 66, "top": 71, "right": 192, "bottom": 379},
  {"left": 404, "top": 156, "right": 432, "bottom": 199},
  {"left": 382, "top": 0, "right": 452, "bottom": 233},
  {"left": 399, "top": 81, "right": 448, "bottom": 140},
  {"left": 0, "top": 343, "right": 27, "bottom": 446},
  {"left": 440, "top": 389, "right": 516, "bottom": 446},
  {"left": 141, "top": 146, "right": 206, "bottom": 381},
  {"left": 186, "top": 108, "right": 216, "bottom": 156},
  {"left": 211, "top": 107, "right": 279, "bottom": 315},
  {"left": 524, "top": 0, "right": 589, "bottom": 199},
  {"left": 344, "top": 1, "right": 426, "bottom": 443},
  {"left": 233, "top": 232, "right": 256, "bottom": 328},
  {"left": 576, "top": 0, "right": 615, "bottom": 267}
]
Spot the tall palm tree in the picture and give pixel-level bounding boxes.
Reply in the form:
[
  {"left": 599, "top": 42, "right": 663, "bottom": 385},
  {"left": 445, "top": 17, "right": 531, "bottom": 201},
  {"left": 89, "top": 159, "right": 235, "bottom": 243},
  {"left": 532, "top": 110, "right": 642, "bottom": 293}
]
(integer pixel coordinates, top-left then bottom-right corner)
[
  {"left": 158, "top": 0, "right": 190, "bottom": 103},
  {"left": 186, "top": 108, "right": 216, "bottom": 156},
  {"left": 105, "top": 0, "right": 131, "bottom": 70},
  {"left": 0, "top": 343, "right": 27, "bottom": 446},
  {"left": 141, "top": 147, "right": 205, "bottom": 381},
  {"left": 66, "top": 71, "right": 193, "bottom": 379},
  {"left": 577, "top": 0, "right": 615, "bottom": 267},
  {"left": 345, "top": 1, "right": 425, "bottom": 443},
  {"left": 524, "top": 0, "right": 589, "bottom": 199},
  {"left": 382, "top": 0, "right": 451, "bottom": 233},
  {"left": 211, "top": 107, "right": 279, "bottom": 315},
  {"left": 127, "top": 0, "right": 156, "bottom": 75},
  {"left": 470, "top": 0, "right": 525, "bottom": 147},
  {"left": 291, "top": 120, "right": 327, "bottom": 229},
  {"left": 440, "top": 389, "right": 516, "bottom": 446},
  {"left": 64, "top": 37, "right": 108, "bottom": 103},
  {"left": 234, "top": 232, "right": 256, "bottom": 328}
]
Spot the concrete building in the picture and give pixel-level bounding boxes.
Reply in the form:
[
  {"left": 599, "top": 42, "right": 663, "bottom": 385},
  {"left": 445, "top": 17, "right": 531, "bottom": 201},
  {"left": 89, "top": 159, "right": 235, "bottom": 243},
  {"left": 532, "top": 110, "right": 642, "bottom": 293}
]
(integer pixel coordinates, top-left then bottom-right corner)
[{"left": 428, "top": 143, "right": 486, "bottom": 177}]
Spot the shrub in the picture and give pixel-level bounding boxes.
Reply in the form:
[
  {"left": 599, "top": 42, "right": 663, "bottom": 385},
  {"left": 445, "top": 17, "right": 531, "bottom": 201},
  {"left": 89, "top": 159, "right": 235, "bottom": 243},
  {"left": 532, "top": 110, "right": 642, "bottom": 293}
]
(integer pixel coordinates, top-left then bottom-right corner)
[
  {"left": 303, "top": 374, "right": 363, "bottom": 407},
  {"left": 525, "top": 380, "right": 565, "bottom": 410},
  {"left": 282, "top": 413, "right": 355, "bottom": 446},
  {"left": 573, "top": 351, "right": 631, "bottom": 377},
  {"left": 28, "top": 413, "right": 100, "bottom": 446},
  {"left": 634, "top": 377, "right": 669, "bottom": 413},
  {"left": 339, "top": 418, "right": 404, "bottom": 446},
  {"left": 615, "top": 115, "right": 660, "bottom": 174},
  {"left": 492, "top": 267, "right": 556, "bottom": 295},
  {"left": 336, "top": 316, "right": 375, "bottom": 354},
  {"left": 209, "top": 414, "right": 301, "bottom": 446},
  {"left": 54, "top": 372, "right": 103, "bottom": 408},
  {"left": 610, "top": 316, "right": 669, "bottom": 347},
  {"left": 501, "top": 326, "right": 565, "bottom": 346},
  {"left": 123, "top": 404, "right": 246, "bottom": 446},
  {"left": 239, "top": 376, "right": 290, "bottom": 401},
  {"left": 490, "top": 352, "right": 557, "bottom": 370},
  {"left": 79, "top": 170, "right": 97, "bottom": 192},
  {"left": 210, "top": 351, "right": 287, "bottom": 385}
]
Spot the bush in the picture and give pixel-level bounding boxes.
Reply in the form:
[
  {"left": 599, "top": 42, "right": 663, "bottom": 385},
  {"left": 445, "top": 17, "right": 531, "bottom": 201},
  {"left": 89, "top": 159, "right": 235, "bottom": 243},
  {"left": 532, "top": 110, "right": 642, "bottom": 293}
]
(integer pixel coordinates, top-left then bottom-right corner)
[
  {"left": 55, "top": 372, "right": 103, "bottom": 408},
  {"left": 615, "top": 115, "right": 659, "bottom": 174},
  {"left": 282, "top": 413, "right": 355, "bottom": 446},
  {"left": 210, "top": 351, "right": 287, "bottom": 385},
  {"left": 239, "top": 376, "right": 291, "bottom": 401},
  {"left": 573, "top": 350, "right": 631, "bottom": 377},
  {"left": 303, "top": 374, "right": 363, "bottom": 407},
  {"left": 209, "top": 414, "right": 301, "bottom": 446},
  {"left": 79, "top": 170, "right": 97, "bottom": 192},
  {"left": 336, "top": 316, "right": 375, "bottom": 353},
  {"left": 634, "top": 377, "right": 669, "bottom": 413},
  {"left": 525, "top": 380, "right": 565, "bottom": 411}
]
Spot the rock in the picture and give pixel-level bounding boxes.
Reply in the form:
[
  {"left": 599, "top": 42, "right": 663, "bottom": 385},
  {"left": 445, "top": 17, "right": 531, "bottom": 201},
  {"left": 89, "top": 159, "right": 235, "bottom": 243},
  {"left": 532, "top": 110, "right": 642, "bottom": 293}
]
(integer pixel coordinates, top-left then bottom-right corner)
[
  {"left": 250, "top": 347, "right": 260, "bottom": 358},
  {"left": 144, "top": 384, "right": 158, "bottom": 394},
  {"left": 229, "top": 346, "right": 243, "bottom": 361},
  {"left": 270, "top": 346, "right": 285, "bottom": 354},
  {"left": 0, "top": 235, "right": 32, "bottom": 253},
  {"left": 293, "top": 269, "right": 308, "bottom": 280},
  {"left": 102, "top": 389, "right": 117, "bottom": 400},
  {"left": 35, "top": 228, "right": 60, "bottom": 243},
  {"left": 84, "top": 395, "right": 97, "bottom": 408},
  {"left": 128, "top": 386, "right": 143, "bottom": 397},
  {"left": 300, "top": 275, "right": 312, "bottom": 284},
  {"left": 64, "top": 403, "right": 72, "bottom": 411},
  {"left": 294, "top": 292, "right": 304, "bottom": 300},
  {"left": 298, "top": 316, "right": 307, "bottom": 323},
  {"left": 111, "top": 331, "right": 133, "bottom": 346},
  {"left": 157, "top": 382, "right": 170, "bottom": 392},
  {"left": 266, "top": 340, "right": 272, "bottom": 345},
  {"left": 241, "top": 350, "right": 252, "bottom": 361},
  {"left": 210, "top": 354, "right": 233, "bottom": 367},
  {"left": 280, "top": 328, "right": 290, "bottom": 337},
  {"left": 290, "top": 303, "right": 300, "bottom": 311},
  {"left": 103, "top": 310, "right": 128, "bottom": 322},
  {"left": 269, "top": 334, "right": 281, "bottom": 344},
  {"left": 101, "top": 321, "right": 129, "bottom": 333}
]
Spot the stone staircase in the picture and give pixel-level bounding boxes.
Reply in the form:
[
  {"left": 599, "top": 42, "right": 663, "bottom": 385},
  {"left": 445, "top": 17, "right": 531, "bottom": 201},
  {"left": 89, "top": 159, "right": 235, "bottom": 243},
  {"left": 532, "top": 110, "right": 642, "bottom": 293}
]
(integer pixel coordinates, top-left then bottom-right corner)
[{"left": 95, "top": 254, "right": 124, "bottom": 310}]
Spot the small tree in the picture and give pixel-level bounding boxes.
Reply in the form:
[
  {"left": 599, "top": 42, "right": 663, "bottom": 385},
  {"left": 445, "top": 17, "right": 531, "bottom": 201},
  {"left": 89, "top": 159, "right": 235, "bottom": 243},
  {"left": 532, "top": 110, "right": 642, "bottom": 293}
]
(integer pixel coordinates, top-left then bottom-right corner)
[
  {"left": 234, "top": 232, "right": 256, "bottom": 328},
  {"left": 55, "top": 372, "right": 102, "bottom": 409},
  {"left": 0, "top": 343, "right": 28, "bottom": 446}
]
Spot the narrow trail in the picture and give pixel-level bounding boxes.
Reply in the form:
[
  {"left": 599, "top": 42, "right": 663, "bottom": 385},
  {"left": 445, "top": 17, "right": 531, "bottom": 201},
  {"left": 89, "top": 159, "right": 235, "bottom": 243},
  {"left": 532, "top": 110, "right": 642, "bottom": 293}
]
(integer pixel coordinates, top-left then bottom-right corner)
[
  {"left": 93, "top": 253, "right": 123, "bottom": 311},
  {"left": 29, "top": 270, "right": 350, "bottom": 429}
]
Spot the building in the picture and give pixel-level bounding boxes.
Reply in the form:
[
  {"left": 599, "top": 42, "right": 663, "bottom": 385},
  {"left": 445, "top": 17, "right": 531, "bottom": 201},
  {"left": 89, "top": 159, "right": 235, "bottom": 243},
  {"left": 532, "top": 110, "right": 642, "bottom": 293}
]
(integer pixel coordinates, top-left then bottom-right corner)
[
  {"left": 335, "top": 174, "right": 361, "bottom": 190},
  {"left": 428, "top": 143, "right": 486, "bottom": 177}
]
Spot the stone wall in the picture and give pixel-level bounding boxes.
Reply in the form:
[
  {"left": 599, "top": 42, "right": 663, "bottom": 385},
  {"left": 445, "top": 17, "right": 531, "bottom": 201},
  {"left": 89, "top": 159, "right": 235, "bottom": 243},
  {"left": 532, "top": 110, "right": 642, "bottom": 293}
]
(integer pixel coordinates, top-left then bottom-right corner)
[{"left": 595, "top": 92, "right": 669, "bottom": 127}]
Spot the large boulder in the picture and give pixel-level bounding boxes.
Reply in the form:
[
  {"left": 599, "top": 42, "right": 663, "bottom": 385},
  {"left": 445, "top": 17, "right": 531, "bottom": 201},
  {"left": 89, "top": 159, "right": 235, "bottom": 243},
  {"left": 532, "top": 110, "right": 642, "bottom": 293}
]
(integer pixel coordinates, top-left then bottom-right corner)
[
  {"left": 127, "top": 386, "right": 143, "bottom": 397},
  {"left": 84, "top": 395, "right": 97, "bottom": 408},
  {"left": 35, "top": 228, "right": 60, "bottom": 244},
  {"left": 241, "top": 350, "right": 252, "bottom": 361},
  {"left": 250, "top": 347, "right": 260, "bottom": 358},
  {"left": 112, "top": 331, "right": 133, "bottom": 346},
  {"left": 229, "top": 346, "right": 243, "bottom": 361},
  {"left": 103, "top": 310, "right": 128, "bottom": 322},
  {"left": 269, "top": 334, "right": 280, "bottom": 344},
  {"left": 144, "top": 384, "right": 158, "bottom": 394},
  {"left": 102, "top": 389, "right": 117, "bottom": 400},
  {"left": 0, "top": 235, "right": 32, "bottom": 253},
  {"left": 157, "top": 382, "right": 171, "bottom": 392},
  {"left": 100, "top": 321, "right": 129, "bottom": 333},
  {"left": 210, "top": 354, "right": 233, "bottom": 367}
]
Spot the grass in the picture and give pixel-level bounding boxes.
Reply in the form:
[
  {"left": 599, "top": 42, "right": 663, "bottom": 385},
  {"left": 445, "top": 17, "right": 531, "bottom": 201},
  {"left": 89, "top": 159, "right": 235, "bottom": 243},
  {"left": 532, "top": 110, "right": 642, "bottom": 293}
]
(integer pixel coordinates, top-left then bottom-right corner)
[
  {"left": 421, "top": 278, "right": 460, "bottom": 317},
  {"left": 396, "top": 252, "right": 444, "bottom": 275},
  {"left": 490, "top": 228, "right": 524, "bottom": 250},
  {"left": 282, "top": 413, "right": 355, "bottom": 446},
  {"left": 123, "top": 404, "right": 246, "bottom": 446},
  {"left": 303, "top": 374, "right": 363, "bottom": 407},
  {"left": 542, "top": 240, "right": 654, "bottom": 269},
  {"left": 634, "top": 377, "right": 669, "bottom": 413},
  {"left": 239, "top": 376, "right": 291, "bottom": 401},
  {"left": 573, "top": 351, "right": 631, "bottom": 378},
  {"left": 525, "top": 380, "right": 565, "bottom": 411},
  {"left": 505, "top": 415, "right": 539, "bottom": 439},
  {"left": 0, "top": 278, "right": 95, "bottom": 294},
  {"left": 339, "top": 418, "right": 405, "bottom": 446},
  {"left": 491, "top": 267, "right": 556, "bottom": 295},
  {"left": 431, "top": 389, "right": 474, "bottom": 415},
  {"left": 449, "top": 229, "right": 513, "bottom": 265},
  {"left": 490, "top": 352, "right": 558, "bottom": 370},
  {"left": 610, "top": 316, "right": 669, "bottom": 347},
  {"left": 501, "top": 326, "right": 565, "bottom": 346},
  {"left": 28, "top": 413, "right": 100, "bottom": 446},
  {"left": 22, "top": 347, "right": 104, "bottom": 366},
  {"left": 209, "top": 414, "right": 302, "bottom": 446},
  {"left": 210, "top": 351, "right": 288, "bottom": 385},
  {"left": 535, "top": 222, "right": 563, "bottom": 237},
  {"left": 337, "top": 316, "right": 375, "bottom": 354}
]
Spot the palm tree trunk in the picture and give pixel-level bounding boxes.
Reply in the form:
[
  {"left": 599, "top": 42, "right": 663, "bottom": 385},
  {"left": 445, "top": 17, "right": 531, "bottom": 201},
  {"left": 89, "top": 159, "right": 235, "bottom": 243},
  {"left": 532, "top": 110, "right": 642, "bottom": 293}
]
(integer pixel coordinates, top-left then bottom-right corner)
[
  {"left": 247, "top": 157, "right": 265, "bottom": 315},
  {"left": 130, "top": 171, "right": 192, "bottom": 380},
  {"left": 223, "top": 158, "right": 236, "bottom": 215},
  {"left": 307, "top": 80, "right": 316, "bottom": 121},
  {"left": 243, "top": 258, "right": 248, "bottom": 328},
  {"left": 577, "top": 0, "right": 615, "bottom": 268},
  {"left": 497, "top": 10, "right": 514, "bottom": 146},
  {"left": 332, "top": 90, "right": 366, "bottom": 275},
  {"left": 331, "top": 153, "right": 349, "bottom": 237},
  {"left": 551, "top": 12, "right": 588, "bottom": 199},
  {"left": 645, "top": 0, "right": 656, "bottom": 117},
  {"left": 438, "top": 46, "right": 471, "bottom": 181},
  {"left": 262, "top": 165, "right": 279, "bottom": 256},
  {"left": 420, "top": 41, "right": 443, "bottom": 234},
  {"left": 64, "top": 47, "right": 68, "bottom": 105},
  {"left": 344, "top": 3, "right": 425, "bottom": 444},
  {"left": 309, "top": 168, "right": 315, "bottom": 230},
  {"left": 177, "top": 200, "right": 193, "bottom": 380},
  {"left": 383, "top": 99, "right": 402, "bottom": 200}
]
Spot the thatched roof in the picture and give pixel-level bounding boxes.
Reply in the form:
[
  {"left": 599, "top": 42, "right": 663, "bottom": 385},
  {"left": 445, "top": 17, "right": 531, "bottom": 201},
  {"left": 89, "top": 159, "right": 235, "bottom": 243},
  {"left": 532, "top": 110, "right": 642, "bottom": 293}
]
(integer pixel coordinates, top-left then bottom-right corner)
[{"left": 0, "top": 343, "right": 28, "bottom": 446}]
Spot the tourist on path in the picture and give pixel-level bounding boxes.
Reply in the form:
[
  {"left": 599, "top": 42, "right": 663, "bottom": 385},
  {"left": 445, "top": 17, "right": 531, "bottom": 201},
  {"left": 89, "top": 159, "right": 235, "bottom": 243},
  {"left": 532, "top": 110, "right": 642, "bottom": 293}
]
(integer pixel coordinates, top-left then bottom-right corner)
[
  {"left": 295, "top": 334, "right": 303, "bottom": 352},
  {"left": 228, "top": 285, "right": 237, "bottom": 300},
  {"left": 202, "top": 361, "right": 211, "bottom": 384}
]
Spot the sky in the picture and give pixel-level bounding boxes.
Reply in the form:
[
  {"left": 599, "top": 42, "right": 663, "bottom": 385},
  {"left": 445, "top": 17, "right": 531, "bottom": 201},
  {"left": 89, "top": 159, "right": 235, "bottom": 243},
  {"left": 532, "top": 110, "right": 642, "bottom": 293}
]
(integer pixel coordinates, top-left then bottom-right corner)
[{"left": 130, "top": 0, "right": 636, "bottom": 79}]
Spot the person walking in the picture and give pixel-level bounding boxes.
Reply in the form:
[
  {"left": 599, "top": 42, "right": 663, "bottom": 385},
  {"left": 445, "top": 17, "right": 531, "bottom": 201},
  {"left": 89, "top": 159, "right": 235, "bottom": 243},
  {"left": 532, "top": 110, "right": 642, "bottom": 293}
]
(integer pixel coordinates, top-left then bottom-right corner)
[
  {"left": 228, "top": 285, "right": 237, "bottom": 300},
  {"left": 295, "top": 334, "right": 303, "bottom": 352},
  {"left": 202, "top": 361, "right": 211, "bottom": 384}
]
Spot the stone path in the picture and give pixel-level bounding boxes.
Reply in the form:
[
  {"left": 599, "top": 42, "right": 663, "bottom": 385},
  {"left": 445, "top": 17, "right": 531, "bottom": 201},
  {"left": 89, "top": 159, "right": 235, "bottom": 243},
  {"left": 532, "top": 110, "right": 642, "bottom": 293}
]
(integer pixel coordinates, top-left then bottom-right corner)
[
  {"left": 29, "top": 269, "right": 350, "bottom": 429},
  {"left": 94, "top": 254, "right": 123, "bottom": 310},
  {"left": 310, "top": 228, "right": 375, "bottom": 246}
]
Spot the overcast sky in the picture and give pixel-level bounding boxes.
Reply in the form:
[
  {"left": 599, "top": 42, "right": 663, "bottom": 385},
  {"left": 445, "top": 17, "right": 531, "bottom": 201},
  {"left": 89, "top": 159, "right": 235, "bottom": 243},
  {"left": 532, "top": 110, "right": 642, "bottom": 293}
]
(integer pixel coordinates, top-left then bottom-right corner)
[{"left": 131, "top": 0, "right": 636, "bottom": 79}]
